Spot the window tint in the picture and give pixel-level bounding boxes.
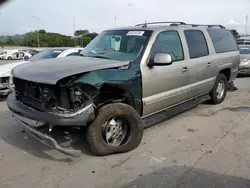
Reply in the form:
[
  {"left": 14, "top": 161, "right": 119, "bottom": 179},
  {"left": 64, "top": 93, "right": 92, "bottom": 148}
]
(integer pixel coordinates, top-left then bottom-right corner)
[
  {"left": 151, "top": 31, "right": 184, "bottom": 61},
  {"left": 66, "top": 52, "right": 79, "bottom": 57},
  {"left": 184, "top": 30, "right": 209, "bottom": 59},
  {"left": 207, "top": 28, "right": 238, "bottom": 53}
]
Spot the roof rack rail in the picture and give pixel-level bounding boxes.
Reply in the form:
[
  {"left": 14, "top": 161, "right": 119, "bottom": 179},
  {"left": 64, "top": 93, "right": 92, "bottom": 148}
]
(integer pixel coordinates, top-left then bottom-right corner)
[
  {"left": 135, "top": 21, "right": 186, "bottom": 27},
  {"left": 170, "top": 23, "right": 225, "bottom": 28}
]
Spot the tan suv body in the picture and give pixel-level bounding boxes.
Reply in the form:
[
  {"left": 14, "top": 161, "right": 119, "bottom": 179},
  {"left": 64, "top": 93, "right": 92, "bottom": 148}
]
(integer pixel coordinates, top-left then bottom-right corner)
[{"left": 7, "top": 22, "right": 240, "bottom": 156}]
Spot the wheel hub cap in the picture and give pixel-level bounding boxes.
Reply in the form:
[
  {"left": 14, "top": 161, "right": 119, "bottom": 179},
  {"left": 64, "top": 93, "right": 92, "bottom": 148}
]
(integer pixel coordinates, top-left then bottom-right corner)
[
  {"left": 103, "top": 117, "right": 127, "bottom": 146},
  {"left": 216, "top": 81, "right": 225, "bottom": 99}
]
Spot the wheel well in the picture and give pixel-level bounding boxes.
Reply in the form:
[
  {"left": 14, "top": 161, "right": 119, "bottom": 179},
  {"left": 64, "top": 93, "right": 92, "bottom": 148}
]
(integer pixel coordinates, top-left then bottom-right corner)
[
  {"left": 93, "top": 84, "right": 135, "bottom": 109},
  {"left": 219, "top": 69, "right": 231, "bottom": 81}
]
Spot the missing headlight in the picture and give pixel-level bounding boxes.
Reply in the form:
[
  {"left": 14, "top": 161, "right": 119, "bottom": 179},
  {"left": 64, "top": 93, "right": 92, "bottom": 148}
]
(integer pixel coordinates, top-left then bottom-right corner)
[{"left": 69, "top": 83, "right": 99, "bottom": 110}]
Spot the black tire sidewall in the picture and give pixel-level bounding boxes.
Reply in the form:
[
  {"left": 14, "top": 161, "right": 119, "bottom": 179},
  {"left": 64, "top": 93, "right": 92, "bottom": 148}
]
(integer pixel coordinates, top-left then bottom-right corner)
[
  {"left": 210, "top": 74, "right": 228, "bottom": 104},
  {"left": 87, "top": 103, "right": 143, "bottom": 156}
]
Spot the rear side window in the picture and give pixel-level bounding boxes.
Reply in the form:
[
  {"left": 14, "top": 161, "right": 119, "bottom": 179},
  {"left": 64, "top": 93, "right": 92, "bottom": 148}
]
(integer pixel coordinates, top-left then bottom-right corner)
[
  {"left": 184, "top": 30, "right": 209, "bottom": 59},
  {"left": 207, "top": 28, "right": 238, "bottom": 53}
]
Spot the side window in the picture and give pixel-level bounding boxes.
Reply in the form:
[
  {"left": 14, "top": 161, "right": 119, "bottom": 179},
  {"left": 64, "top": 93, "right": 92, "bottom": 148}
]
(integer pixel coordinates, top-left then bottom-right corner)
[
  {"left": 207, "top": 28, "right": 238, "bottom": 53},
  {"left": 151, "top": 31, "right": 184, "bottom": 62},
  {"left": 184, "top": 30, "right": 209, "bottom": 59},
  {"left": 66, "top": 52, "right": 79, "bottom": 57}
]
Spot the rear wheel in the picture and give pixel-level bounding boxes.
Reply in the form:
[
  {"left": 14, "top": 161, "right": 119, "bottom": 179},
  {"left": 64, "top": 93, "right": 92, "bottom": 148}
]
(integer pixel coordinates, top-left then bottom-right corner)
[
  {"left": 7, "top": 56, "right": 12, "bottom": 60},
  {"left": 24, "top": 56, "right": 29, "bottom": 61},
  {"left": 86, "top": 103, "right": 143, "bottom": 156},
  {"left": 209, "top": 73, "right": 228, "bottom": 104}
]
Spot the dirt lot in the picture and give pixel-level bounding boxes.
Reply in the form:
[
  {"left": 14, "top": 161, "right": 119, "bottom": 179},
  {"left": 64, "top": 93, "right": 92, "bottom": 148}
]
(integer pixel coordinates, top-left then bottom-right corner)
[{"left": 0, "top": 78, "right": 250, "bottom": 188}]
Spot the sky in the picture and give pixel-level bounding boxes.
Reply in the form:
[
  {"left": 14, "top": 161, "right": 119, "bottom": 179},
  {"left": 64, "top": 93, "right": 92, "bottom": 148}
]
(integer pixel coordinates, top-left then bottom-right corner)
[{"left": 0, "top": 0, "right": 249, "bottom": 36}]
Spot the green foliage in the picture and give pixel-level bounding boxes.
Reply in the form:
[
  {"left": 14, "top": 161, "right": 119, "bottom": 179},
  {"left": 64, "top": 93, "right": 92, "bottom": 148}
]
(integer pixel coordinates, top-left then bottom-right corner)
[
  {"left": 74, "top": 30, "right": 89, "bottom": 36},
  {"left": 230, "top": 29, "right": 240, "bottom": 38},
  {"left": 0, "top": 29, "right": 95, "bottom": 47},
  {"left": 83, "top": 37, "right": 92, "bottom": 47}
]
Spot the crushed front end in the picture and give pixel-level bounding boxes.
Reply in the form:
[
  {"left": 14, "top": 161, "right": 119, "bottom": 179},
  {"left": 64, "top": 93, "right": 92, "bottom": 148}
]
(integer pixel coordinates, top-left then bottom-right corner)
[{"left": 7, "top": 76, "right": 98, "bottom": 156}]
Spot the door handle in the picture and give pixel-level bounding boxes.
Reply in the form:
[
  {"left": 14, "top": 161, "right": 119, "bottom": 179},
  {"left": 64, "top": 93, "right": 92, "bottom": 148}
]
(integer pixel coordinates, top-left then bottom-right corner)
[
  {"left": 181, "top": 67, "right": 188, "bottom": 73},
  {"left": 207, "top": 62, "right": 211, "bottom": 67}
]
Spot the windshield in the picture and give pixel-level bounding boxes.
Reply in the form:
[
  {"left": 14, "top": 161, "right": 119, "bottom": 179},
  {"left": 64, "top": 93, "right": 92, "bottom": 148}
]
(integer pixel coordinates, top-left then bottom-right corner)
[
  {"left": 29, "top": 48, "right": 67, "bottom": 62},
  {"left": 81, "top": 30, "right": 152, "bottom": 62},
  {"left": 239, "top": 46, "right": 250, "bottom": 54}
]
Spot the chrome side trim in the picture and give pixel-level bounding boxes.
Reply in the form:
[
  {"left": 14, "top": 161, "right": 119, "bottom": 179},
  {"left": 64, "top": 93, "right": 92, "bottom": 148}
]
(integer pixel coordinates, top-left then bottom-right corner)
[
  {"left": 143, "top": 77, "right": 215, "bottom": 106},
  {"left": 142, "top": 92, "right": 209, "bottom": 119}
]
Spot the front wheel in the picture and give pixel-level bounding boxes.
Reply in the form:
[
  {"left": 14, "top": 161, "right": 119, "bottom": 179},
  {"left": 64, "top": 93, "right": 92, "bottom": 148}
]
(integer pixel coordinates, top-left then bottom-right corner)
[
  {"left": 209, "top": 73, "right": 228, "bottom": 104},
  {"left": 86, "top": 103, "right": 143, "bottom": 156},
  {"left": 7, "top": 56, "right": 12, "bottom": 60}
]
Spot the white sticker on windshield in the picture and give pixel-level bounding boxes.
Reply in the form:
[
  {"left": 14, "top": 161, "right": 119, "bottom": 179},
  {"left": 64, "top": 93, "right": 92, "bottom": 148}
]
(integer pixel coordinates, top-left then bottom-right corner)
[{"left": 127, "top": 31, "right": 145, "bottom": 36}]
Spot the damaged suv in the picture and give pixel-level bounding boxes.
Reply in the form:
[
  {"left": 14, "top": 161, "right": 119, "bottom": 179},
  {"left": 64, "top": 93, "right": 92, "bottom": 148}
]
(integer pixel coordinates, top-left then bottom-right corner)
[{"left": 7, "top": 22, "right": 239, "bottom": 156}]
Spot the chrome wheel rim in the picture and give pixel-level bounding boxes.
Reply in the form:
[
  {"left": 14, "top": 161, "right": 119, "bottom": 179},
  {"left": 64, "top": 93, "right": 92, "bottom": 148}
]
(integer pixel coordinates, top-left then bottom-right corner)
[
  {"left": 216, "top": 81, "right": 225, "bottom": 99},
  {"left": 102, "top": 117, "right": 129, "bottom": 146}
]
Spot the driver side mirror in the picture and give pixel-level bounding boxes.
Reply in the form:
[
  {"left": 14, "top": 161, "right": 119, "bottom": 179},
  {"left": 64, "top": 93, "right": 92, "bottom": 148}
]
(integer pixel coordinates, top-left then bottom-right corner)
[{"left": 153, "top": 53, "right": 172, "bottom": 66}]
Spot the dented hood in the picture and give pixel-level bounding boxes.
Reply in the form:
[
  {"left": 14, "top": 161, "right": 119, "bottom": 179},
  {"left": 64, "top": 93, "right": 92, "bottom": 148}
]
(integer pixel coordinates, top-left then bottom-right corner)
[{"left": 12, "top": 56, "right": 130, "bottom": 85}]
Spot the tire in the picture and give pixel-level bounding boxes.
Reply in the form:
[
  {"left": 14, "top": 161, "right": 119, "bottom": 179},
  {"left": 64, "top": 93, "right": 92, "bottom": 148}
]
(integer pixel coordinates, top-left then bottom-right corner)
[
  {"left": 86, "top": 103, "right": 143, "bottom": 156},
  {"left": 209, "top": 73, "right": 228, "bottom": 104},
  {"left": 24, "top": 56, "right": 29, "bottom": 61},
  {"left": 7, "top": 56, "right": 12, "bottom": 60}
]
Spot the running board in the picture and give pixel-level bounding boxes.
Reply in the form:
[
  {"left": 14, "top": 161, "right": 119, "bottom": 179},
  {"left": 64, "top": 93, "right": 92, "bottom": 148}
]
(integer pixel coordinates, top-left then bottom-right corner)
[{"left": 142, "top": 94, "right": 211, "bottom": 129}]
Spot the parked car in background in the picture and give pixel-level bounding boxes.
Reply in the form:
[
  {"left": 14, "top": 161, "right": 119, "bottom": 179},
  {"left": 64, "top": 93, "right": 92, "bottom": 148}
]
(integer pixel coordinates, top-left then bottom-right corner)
[
  {"left": 0, "top": 50, "right": 19, "bottom": 60},
  {"left": 0, "top": 47, "right": 84, "bottom": 97},
  {"left": 238, "top": 45, "right": 250, "bottom": 75},
  {"left": 10, "top": 51, "right": 32, "bottom": 60},
  {"left": 22, "top": 49, "right": 40, "bottom": 60},
  {"left": 6, "top": 22, "right": 239, "bottom": 156}
]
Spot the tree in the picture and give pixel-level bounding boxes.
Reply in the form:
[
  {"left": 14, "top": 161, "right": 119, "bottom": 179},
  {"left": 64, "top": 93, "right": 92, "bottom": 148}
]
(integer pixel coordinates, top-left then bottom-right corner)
[
  {"left": 82, "top": 37, "right": 92, "bottom": 47},
  {"left": 0, "top": 28, "right": 95, "bottom": 47},
  {"left": 74, "top": 30, "right": 89, "bottom": 36},
  {"left": 6, "top": 36, "right": 14, "bottom": 45},
  {"left": 230, "top": 29, "right": 239, "bottom": 38},
  {"left": 38, "top": 29, "right": 46, "bottom": 34}
]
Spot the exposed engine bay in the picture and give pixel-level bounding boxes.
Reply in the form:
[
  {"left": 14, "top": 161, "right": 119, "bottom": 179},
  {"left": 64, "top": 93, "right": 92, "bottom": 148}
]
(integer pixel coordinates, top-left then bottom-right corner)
[{"left": 13, "top": 76, "right": 99, "bottom": 115}]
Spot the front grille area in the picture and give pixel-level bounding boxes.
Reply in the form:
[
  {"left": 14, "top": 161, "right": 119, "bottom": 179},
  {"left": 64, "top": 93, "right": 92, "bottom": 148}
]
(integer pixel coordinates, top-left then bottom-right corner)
[{"left": 14, "top": 77, "right": 57, "bottom": 111}]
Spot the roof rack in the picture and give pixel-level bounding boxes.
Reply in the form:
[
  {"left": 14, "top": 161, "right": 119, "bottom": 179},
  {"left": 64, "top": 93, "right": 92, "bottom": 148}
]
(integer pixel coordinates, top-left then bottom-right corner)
[
  {"left": 170, "top": 23, "right": 225, "bottom": 28},
  {"left": 135, "top": 21, "right": 186, "bottom": 27},
  {"left": 135, "top": 21, "right": 225, "bottom": 28}
]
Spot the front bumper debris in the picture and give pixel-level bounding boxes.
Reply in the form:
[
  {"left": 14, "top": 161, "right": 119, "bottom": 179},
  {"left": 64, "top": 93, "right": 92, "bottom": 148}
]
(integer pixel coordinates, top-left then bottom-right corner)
[
  {"left": 7, "top": 93, "right": 95, "bottom": 126},
  {"left": 7, "top": 93, "right": 95, "bottom": 156},
  {"left": 14, "top": 114, "right": 82, "bottom": 156}
]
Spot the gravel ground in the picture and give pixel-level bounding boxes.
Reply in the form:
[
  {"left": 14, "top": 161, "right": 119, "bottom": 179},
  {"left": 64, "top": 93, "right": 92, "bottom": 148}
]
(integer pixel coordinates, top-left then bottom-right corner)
[{"left": 0, "top": 78, "right": 250, "bottom": 188}]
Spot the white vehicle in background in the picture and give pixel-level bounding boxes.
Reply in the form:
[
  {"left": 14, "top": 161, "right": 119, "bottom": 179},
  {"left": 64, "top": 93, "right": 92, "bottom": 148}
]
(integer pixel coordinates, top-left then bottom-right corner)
[
  {"left": 0, "top": 47, "right": 84, "bottom": 97},
  {"left": 0, "top": 50, "right": 19, "bottom": 60},
  {"left": 10, "top": 51, "right": 33, "bottom": 60}
]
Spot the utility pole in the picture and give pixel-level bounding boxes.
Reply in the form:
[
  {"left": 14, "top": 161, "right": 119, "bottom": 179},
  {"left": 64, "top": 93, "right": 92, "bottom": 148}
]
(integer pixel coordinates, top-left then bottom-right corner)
[
  {"left": 114, "top": 16, "right": 117, "bottom": 27},
  {"left": 73, "top": 16, "right": 76, "bottom": 35},
  {"left": 73, "top": 16, "right": 76, "bottom": 46},
  {"left": 245, "top": 15, "right": 249, "bottom": 36},
  {"left": 36, "top": 31, "right": 40, "bottom": 49}
]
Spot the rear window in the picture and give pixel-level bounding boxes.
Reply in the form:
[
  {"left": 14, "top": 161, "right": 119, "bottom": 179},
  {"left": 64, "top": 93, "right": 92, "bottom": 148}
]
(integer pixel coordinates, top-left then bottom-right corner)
[
  {"left": 184, "top": 30, "right": 209, "bottom": 59},
  {"left": 239, "top": 46, "right": 250, "bottom": 54},
  {"left": 207, "top": 28, "right": 238, "bottom": 53}
]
